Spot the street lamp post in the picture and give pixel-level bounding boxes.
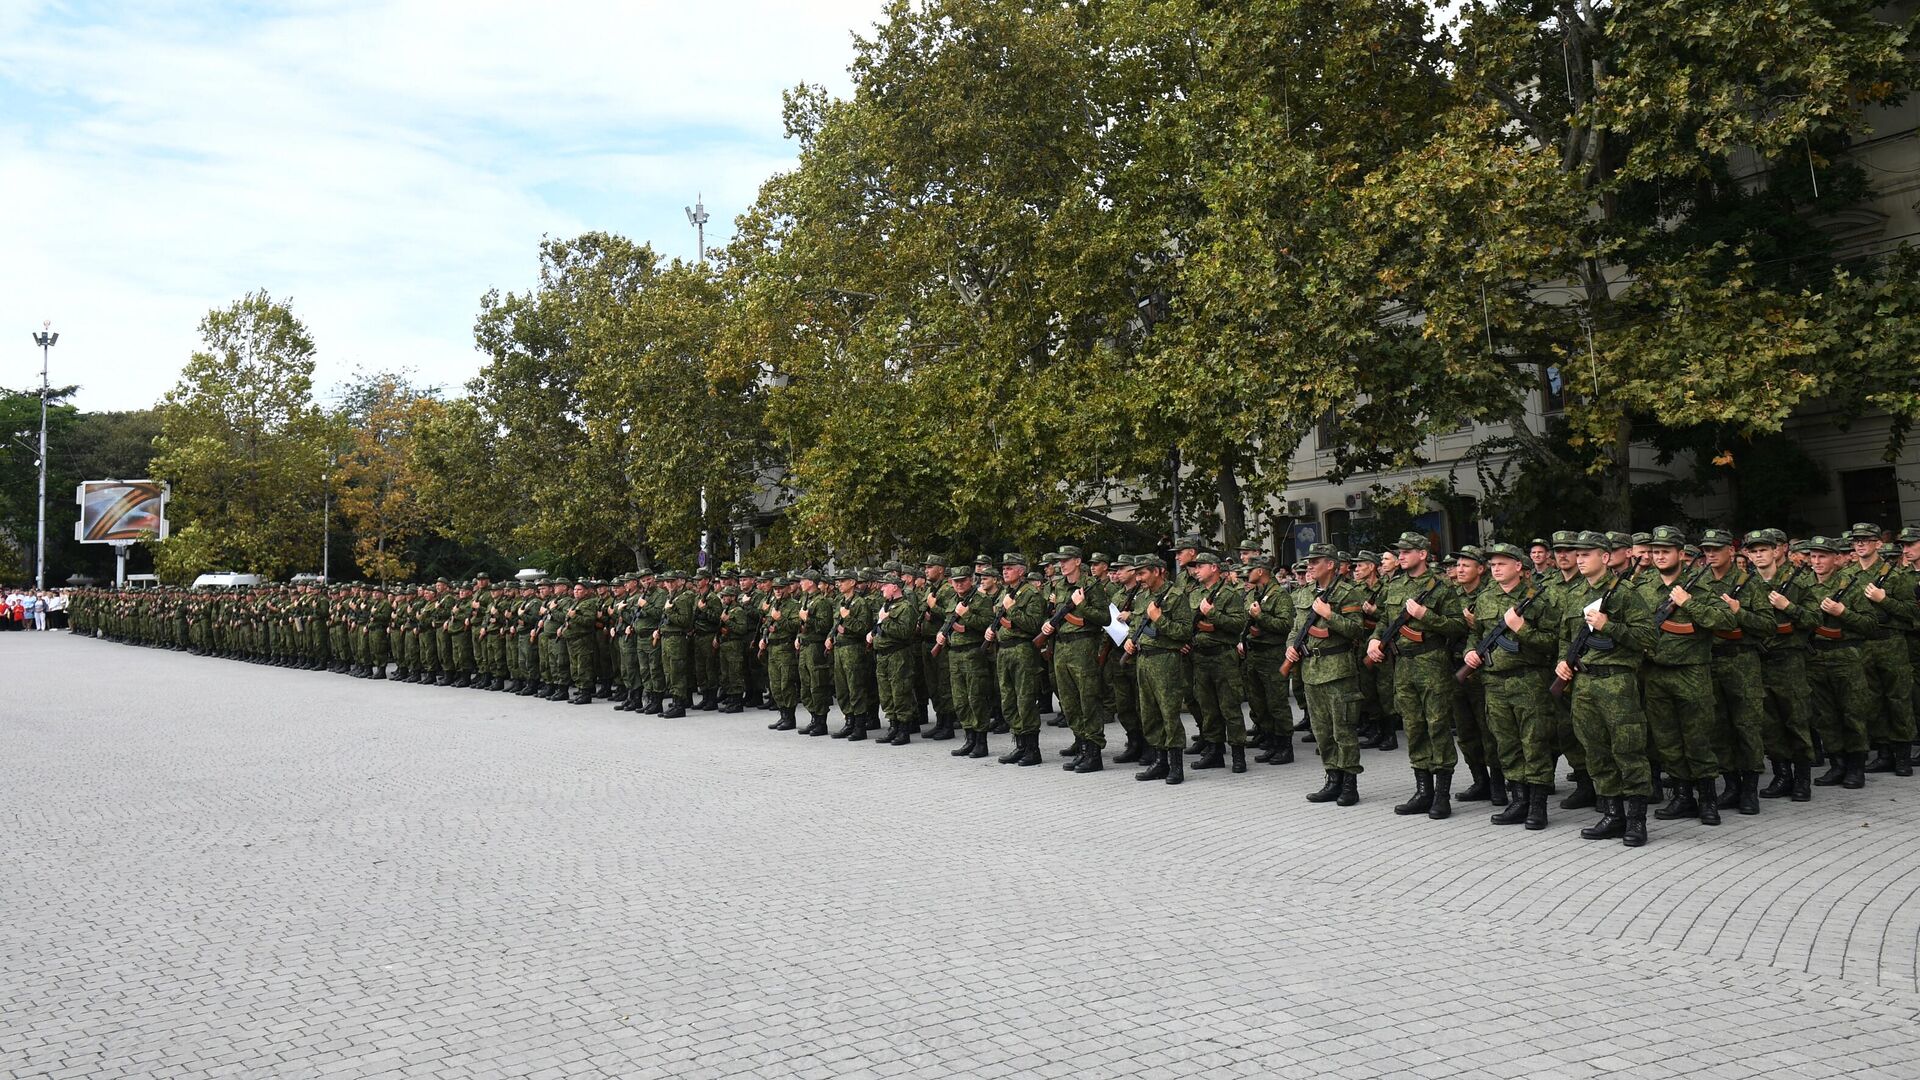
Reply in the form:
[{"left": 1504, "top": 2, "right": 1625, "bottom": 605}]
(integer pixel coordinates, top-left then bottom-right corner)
[
  {"left": 684, "top": 194, "right": 709, "bottom": 265},
  {"left": 30, "top": 321, "right": 58, "bottom": 591}
]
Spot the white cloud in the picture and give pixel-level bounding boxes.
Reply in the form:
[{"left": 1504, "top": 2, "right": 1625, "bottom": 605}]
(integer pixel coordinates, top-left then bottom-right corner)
[{"left": 0, "top": 0, "right": 885, "bottom": 410}]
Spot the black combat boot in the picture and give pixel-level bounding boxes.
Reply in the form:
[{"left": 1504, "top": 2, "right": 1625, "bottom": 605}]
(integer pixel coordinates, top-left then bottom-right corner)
[
  {"left": 1062, "top": 737, "right": 1084, "bottom": 758},
  {"left": 1186, "top": 737, "right": 1213, "bottom": 756},
  {"left": 831, "top": 715, "right": 854, "bottom": 739},
  {"left": 1164, "top": 749, "right": 1184, "bottom": 785},
  {"left": 516, "top": 681, "right": 537, "bottom": 696},
  {"left": 1357, "top": 722, "right": 1383, "bottom": 750},
  {"left": 371, "top": 666, "right": 387, "bottom": 681},
  {"left": 1192, "top": 744, "right": 1226, "bottom": 770},
  {"left": 1016, "top": 731, "right": 1042, "bottom": 766},
  {"left": 1062, "top": 743, "right": 1086, "bottom": 771},
  {"left": 1394, "top": 770, "right": 1434, "bottom": 816},
  {"left": 1230, "top": 745, "right": 1247, "bottom": 774},
  {"left": 1560, "top": 772, "right": 1596, "bottom": 810},
  {"left": 1842, "top": 750, "right": 1867, "bottom": 789},
  {"left": 1428, "top": 770, "right": 1453, "bottom": 820},
  {"left": 1581, "top": 797, "right": 1626, "bottom": 840},
  {"left": 989, "top": 713, "right": 1009, "bottom": 735},
  {"left": 1335, "top": 771, "right": 1359, "bottom": 806},
  {"left": 969, "top": 730, "right": 990, "bottom": 758},
  {"left": 1759, "top": 759, "right": 1792, "bottom": 799},
  {"left": 770, "top": 709, "right": 797, "bottom": 731},
  {"left": 1894, "top": 742, "right": 1913, "bottom": 779},
  {"left": 1714, "top": 772, "right": 1741, "bottom": 811},
  {"left": 1866, "top": 744, "right": 1895, "bottom": 773},
  {"left": 1492, "top": 782, "right": 1530, "bottom": 825},
  {"left": 997, "top": 732, "right": 1026, "bottom": 764},
  {"left": 1074, "top": 746, "right": 1104, "bottom": 773},
  {"left": 1813, "top": 755, "right": 1845, "bottom": 786},
  {"left": 1653, "top": 781, "right": 1698, "bottom": 820},
  {"left": 1487, "top": 765, "right": 1508, "bottom": 807},
  {"left": 1696, "top": 778, "right": 1721, "bottom": 826},
  {"left": 659, "top": 695, "right": 687, "bottom": 718},
  {"left": 719, "top": 695, "right": 743, "bottom": 714},
  {"left": 1112, "top": 733, "right": 1146, "bottom": 764},
  {"left": 951, "top": 729, "right": 978, "bottom": 757},
  {"left": 646, "top": 693, "right": 666, "bottom": 715},
  {"left": 1135, "top": 750, "right": 1169, "bottom": 782},
  {"left": 1306, "top": 769, "right": 1341, "bottom": 803},
  {"left": 1622, "top": 796, "right": 1649, "bottom": 847},
  {"left": 1294, "top": 716, "right": 1313, "bottom": 732},
  {"left": 1459, "top": 763, "right": 1492, "bottom": 802},
  {"left": 1256, "top": 737, "right": 1294, "bottom": 765},
  {"left": 802, "top": 711, "right": 828, "bottom": 736},
  {"left": 1526, "top": 784, "right": 1550, "bottom": 830},
  {"left": 926, "top": 714, "right": 955, "bottom": 741},
  {"left": 1790, "top": 759, "right": 1812, "bottom": 801},
  {"left": 846, "top": 717, "right": 868, "bottom": 742},
  {"left": 1373, "top": 724, "right": 1398, "bottom": 752},
  {"left": 1736, "top": 772, "right": 1759, "bottom": 815},
  {"left": 569, "top": 689, "right": 592, "bottom": 706}
]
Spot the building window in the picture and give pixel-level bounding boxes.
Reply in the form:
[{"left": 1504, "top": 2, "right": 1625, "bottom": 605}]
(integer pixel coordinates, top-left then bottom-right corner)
[
  {"left": 1541, "top": 364, "right": 1565, "bottom": 414},
  {"left": 1840, "top": 467, "right": 1902, "bottom": 534},
  {"left": 1317, "top": 409, "right": 1342, "bottom": 451},
  {"left": 1449, "top": 497, "right": 1482, "bottom": 550},
  {"left": 1323, "top": 508, "right": 1351, "bottom": 552}
]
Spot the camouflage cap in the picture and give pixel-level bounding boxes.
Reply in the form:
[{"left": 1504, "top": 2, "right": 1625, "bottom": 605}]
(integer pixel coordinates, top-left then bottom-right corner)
[
  {"left": 1897, "top": 526, "right": 1920, "bottom": 544},
  {"left": 1528, "top": 537, "right": 1550, "bottom": 549},
  {"left": 1683, "top": 545, "right": 1702, "bottom": 559},
  {"left": 1801, "top": 536, "right": 1841, "bottom": 553},
  {"left": 635, "top": 565, "right": 653, "bottom": 576},
  {"left": 800, "top": 570, "right": 822, "bottom": 583},
  {"left": 921, "top": 556, "right": 948, "bottom": 568},
  {"left": 1604, "top": 530, "right": 1634, "bottom": 551},
  {"left": 719, "top": 586, "right": 739, "bottom": 598},
  {"left": 1483, "top": 542, "right": 1526, "bottom": 563},
  {"left": 1698, "top": 528, "right": 1736, "bottom": 549},
  {"left": 693, "top": 567, "right": 712, "bottom": 579},
  {"left": 1001, "top": 553, "right": 1028, "bottom": 567},
  {"left": 1335, "top": 550, "right": 1354, "bottom": 563},
  {"left": 1238, "top": 540, "right": 1264, "bottom": 554},
  {"left": 1456, "top": 545, "right": 1487, "bottom": 564},
  {"left": 1549, "top": 530, "right": 1580, "bottom": 550},
  {"left": 737, "top": 567, "right": 759, "bottom": 579},
  {"left": 1354, "top": 549, "right": 1378, "bottom": 564},
  {"left": 973, "top": 554, "right": 998, "bottom": 570},
  {"left": 1290, "top": 560, "right": 1309, "bottom": 573},
  {"left": 1393, "top": 530, "right": 1430, "bottom": 552},
  {"left": 1305, "top": 542, "right": 1339, "bottom": 560},
  {"left": 435, "top": 577, "right": 450, "bottom": 584},
  {"left": 1172, "top": 534, "right": 1205, "bottom": 551},
  {"left": 833, "top": 569, "right": 858, "bottom": 582},
  {"left": 1190, "top": 552, "right": 1221, "bottom": 567},
  {"left": 1056, "top": 544, "right": 1083, "bottom": 560},
  {"left": 876, "top": 575, "right": 903, "bottom": 588},
  {"left": 1134, "top": 554, "right": 1168, "bottom": 571},
  {"left": 549, "top": 576, "right": 572, "bottom": 586},
  {"left": 856, "top": 569, "right": 879, "bottom": 583},
  {"left": 1630, "top": 531, "right": 1652, "bottom": 546},
  {"left": 1569, "top": 531, "right": 1609, "bottom": 550},
  {"left": 1246, "top": 554, "right": 1273, "bottom": 570},
  {"left": 1848, "top": 521, "right": 1882, "bottom": 540},
  {"left": 1742, "top": 528, "right": 1786, "bottom": 547},
  {"left": 1088, "top": 551, "right": 1112, "bottom": 565},
  {"left": 1645, "top": 524, "right": 1687, "bottom": 549},
  {"left": 1038, "top": 551, "right": 1059, "bottom": 565}
]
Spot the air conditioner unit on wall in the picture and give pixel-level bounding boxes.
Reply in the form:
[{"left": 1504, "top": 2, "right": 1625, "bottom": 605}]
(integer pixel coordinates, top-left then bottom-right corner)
[
  {"left": 1282, "top": 499, "right": 1316, "bottom": 519},
  {"left": 1345, "top": 492, "right": 1373, "bottom": 513}
]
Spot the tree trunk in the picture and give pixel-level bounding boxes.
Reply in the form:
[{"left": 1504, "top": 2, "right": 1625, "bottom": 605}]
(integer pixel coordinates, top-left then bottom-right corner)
[
  {"left": 1598, "top": 416, "right": 1633, "bottom": 531},
  {"left": 1216, "top": 459, "right": 1245, "bottom": 551}
]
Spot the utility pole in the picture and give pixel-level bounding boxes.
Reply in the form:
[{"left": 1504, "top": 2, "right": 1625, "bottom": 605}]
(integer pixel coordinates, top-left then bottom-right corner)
[
  {"left": 321, "top": 468, "right": 331, "bottom": 582},
  {"left": 30, "top": 321, "right": 58, "bottom": 590}
]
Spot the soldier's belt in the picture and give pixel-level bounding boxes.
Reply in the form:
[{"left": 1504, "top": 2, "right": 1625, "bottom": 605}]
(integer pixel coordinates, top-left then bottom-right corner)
[
  {"left": 1808, "top": 636, "right": 1859, "bottom": 651},
  {"left": 1480, "top": 665, "right": 1544, "bottom": 680},
  {"left": 1774, "top": 622, "right": 1796, "bottom": 635},
  {"left": 1580, "top": 665, "right": 1635, "bottom": 679},
  {"left": 1397, "top": 626, "right": 1425, "bottom": 643},
  {"left": 1658, "top": 620, "right": 1696, "bottom": 635},
  {"left": 874, "top": 642, "right": 910, "bottom": 655},
  {"left": 1395, "top": 640, "right": 1446, "bottom": 658},
  {"left": 1710, "top": 643, "right": 1753, "bottom": 659},
  {"left": 1812, "top": 625, "right": 1845, "bottom": 640},
  {"left": 1304, "top": 643, "right": 1352, "bottom": 658},
  {"left": 1713, "top": 628, "right": 1744, "bottom": 641}
]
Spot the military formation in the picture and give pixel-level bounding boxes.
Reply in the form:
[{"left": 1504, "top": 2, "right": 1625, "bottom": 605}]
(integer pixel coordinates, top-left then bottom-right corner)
[{"left": 66, "top": 521, "right": 1920, "bottom": 848}]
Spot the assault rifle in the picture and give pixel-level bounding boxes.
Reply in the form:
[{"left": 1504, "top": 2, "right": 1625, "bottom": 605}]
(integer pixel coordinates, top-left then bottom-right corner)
[
  {"left": 1455, "top": 589, "right": 1543, "bottom": 684},
  {"left": 1279, "top": 584, "right": 1335, "bottom": 677},
  {"left": 1649, "top": 564, "right": 1712, "bottom": 628},
  {"left": 1367, "top": 576, "right": 1445, "bottom": 667},
  {"left": 1548, "top": 575, "right": 1629, "bottom": 699},
  {"left": 1032, "top": 600, "right": 1075, "bottom": 651}
]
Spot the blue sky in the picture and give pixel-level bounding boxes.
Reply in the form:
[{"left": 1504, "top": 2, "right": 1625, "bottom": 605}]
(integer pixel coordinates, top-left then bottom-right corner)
[{"left": 0, "top": 0, "right": 884, "bottom": 410}]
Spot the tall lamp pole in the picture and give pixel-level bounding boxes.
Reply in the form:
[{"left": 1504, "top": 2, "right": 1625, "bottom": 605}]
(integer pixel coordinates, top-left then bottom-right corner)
[
  {"left": 685, "top": 195, "right": 712, "bottom": 566},
  {"left": 30, "top": 321, "right": 58, "bottom": 590}
]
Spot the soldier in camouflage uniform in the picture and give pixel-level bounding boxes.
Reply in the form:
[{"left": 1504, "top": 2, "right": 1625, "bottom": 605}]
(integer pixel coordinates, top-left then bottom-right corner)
[
  {"left": 1699, "top": 530, "right": 1771, "bottom": 813},
  {"left": 1462, "top": 543, "right": 1560, "bottom": 829},
  {"left": 1291, "top": 543, "right": 1370, "bottom": 807},
  {"left": 1741, "top": 530, "right": 1818, "bottom": 800},
  {"left": 1041, "top": 545, "right": 1112, "bottom": 773},
  {"left": 828, "top": 571, "right": 876, "bottom": 740},
  {"left": 1850, "top": 523, "right": 1917, "bottom": 777},
  {"left": 1368, "top": 531, "right": 1465, "bottom": 819},
  {"left": 869, "top": 574, "right": 919, "bottom": 744},
  {"left": 1185, "top": 552, "right": 1249, "bottom": 773},
  {"left": 1123, "top": 555, "right": 1191, "bottom": 785},
  {"left": 938, "top": 566, "right": 996, "bottom": 759},
  {"left": 1635, "top": 525, "right": 1735, "bottom": 826},
  {"left": 985, "top": 554, "right": 1046, "bottom": 766},
  {"left": 1555, "top": 531, "right": 1656, "bottom": 847},
  {"left": 1241, "top": 555, "right": 1295, "bottom": 765}
]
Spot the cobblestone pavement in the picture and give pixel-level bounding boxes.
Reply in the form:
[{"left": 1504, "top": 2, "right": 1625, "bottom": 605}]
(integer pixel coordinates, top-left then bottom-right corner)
[{"left": 5, "top": 632, "right": 1920, "bottom": 1079}]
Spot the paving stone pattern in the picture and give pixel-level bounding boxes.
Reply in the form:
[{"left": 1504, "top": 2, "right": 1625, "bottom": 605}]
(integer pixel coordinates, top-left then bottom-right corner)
[{"left": 5, "top": 632, "right": 1919, "bottom": 1079}]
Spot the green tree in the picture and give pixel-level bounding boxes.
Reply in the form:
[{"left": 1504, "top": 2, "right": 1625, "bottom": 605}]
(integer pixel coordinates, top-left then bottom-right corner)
[
  {"left": 0, "top": 386, "right": 79, "bottom": 581},
  {"left": 150, "top": 291, "right": 329, "bottom": 581},
  {"left": 333, "top": 377, "right": 441, "bottom": 582}
]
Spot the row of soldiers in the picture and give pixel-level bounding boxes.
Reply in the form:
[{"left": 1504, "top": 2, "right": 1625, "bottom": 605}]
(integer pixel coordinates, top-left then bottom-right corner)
[{"left": 67, "top": 521, "right": 1920, "bottom": 847}]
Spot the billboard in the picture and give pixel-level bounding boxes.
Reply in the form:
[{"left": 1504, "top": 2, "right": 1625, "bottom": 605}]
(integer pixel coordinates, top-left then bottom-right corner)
[{"left": 74, "top": 480, "right": 170, "bottom": 543}]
